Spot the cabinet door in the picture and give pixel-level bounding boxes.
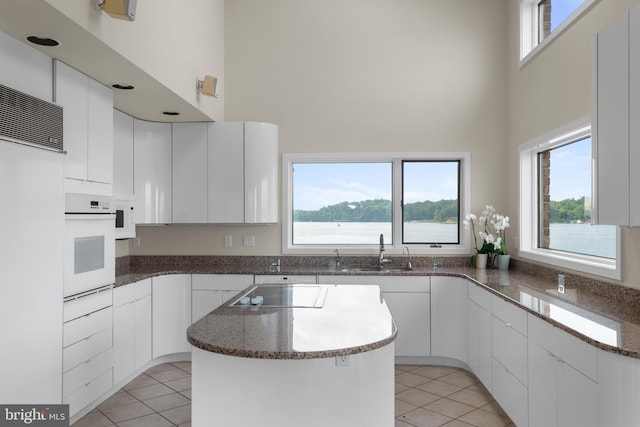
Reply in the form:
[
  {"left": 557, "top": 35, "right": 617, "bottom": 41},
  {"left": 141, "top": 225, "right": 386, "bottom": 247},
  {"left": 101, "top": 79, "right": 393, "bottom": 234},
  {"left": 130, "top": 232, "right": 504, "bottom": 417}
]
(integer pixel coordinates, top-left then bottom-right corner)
[
  {"left": 208, "top": 122, "right": 244, "bottom": 223},
  {"left": 528, "top": 343, "right": 558, "bottom": 427},
  {"left": 172, "top": 123, "right": 208, "bottom": 223},
  {"left": 594, "top": 12, "right": 629, "bottom": 225},
  {"left": 492, "top": 357, "right": 528, "bottom": 427},
  {"left": 476, "top": 302, "right": 492, "bottom": 390},
  {"left": 192, "top": 289, "right": 223, "bottom": 322},
  {"left": 152, "top": 275, "right": 192, "bottom": 357},
  {"left": 134, "top": 294, "right": 152, "bottom": 371},
  {"left": 113, "top": 302, "right": 134, "bottom": 385},
  {"left": 557, "top": 360, "right": 597, "bottom": 427},
  {"left": 134, "top": 120, "right": 172, "bottom": 224},
  {"left": 431, "top": 277, "right": 467, "bottom": 362},
  {"left": 244, "top": 122, "right": 278, "bottom": 223},
  {"left": 113, "top": 110, "right": 134, "bottom": 197},
  {"left": 630, "top": 6, "right": 640, "bottom": 225},
  {"left": 382, "top": 292, "right": 430, "bottom": 357},
  {"left": 55, "top": 61, "right": 88, "bottom": 181},
  {"left": 87, "top": 79, "right": 113, "bottom": 184}
]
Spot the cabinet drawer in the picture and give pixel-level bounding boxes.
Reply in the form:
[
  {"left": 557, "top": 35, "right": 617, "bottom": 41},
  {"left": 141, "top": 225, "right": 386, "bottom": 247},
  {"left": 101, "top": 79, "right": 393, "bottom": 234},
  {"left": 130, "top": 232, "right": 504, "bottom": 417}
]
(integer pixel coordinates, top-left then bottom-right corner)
[
  {"left": 65, "top": 368, "right": 112, "bottom": 417},
  {"left": 529, "top": 313, "right": 597, "bottom": 381},
  {"left": 492, "top": 357, "right": 528, "bottom": 427},
  {"left": 114, "top": 279, "right": 151, "bottom": 307},
  {"left": 468, "top": 282, "right": 495, "bottom": 309},
  {"left": 492, "top": 315, "right": 528, "bottom": 385},
  {"left": 492, "top": 297, "right": 527, "bottom": 336},
  {"left": 319, "top": 275, "right": 429, "bottom": 292},
  {"left": 255, "top": 275, "right": 317, "bottom": 284},
  {"left": 64, "top": 289, "right": 112, "bottom": 322},
  {"left": 192, "top": 274, "right": 254, "bottom": 291},
  {"left": 63, "top": 327, "right": 112, "bottom": 372},
  {"left": 63, "top": 347, "right": 112, "bottom": 398},
  {"left": 64, "top": 306, "right": 112, "bottom": 348}
]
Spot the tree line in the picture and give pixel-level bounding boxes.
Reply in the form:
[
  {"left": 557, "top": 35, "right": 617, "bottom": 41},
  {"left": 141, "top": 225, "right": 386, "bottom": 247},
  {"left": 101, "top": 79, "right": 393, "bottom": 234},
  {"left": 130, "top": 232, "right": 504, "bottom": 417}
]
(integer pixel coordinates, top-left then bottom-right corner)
[
  {"left": 294, "top": 199, "right": 459, "bottom": 223},
  {"left": 293, "top": 196, "right": 590, "bottom": 223},
  {"left": 549, "top": 196, "right": 591, "bottom": 223}
]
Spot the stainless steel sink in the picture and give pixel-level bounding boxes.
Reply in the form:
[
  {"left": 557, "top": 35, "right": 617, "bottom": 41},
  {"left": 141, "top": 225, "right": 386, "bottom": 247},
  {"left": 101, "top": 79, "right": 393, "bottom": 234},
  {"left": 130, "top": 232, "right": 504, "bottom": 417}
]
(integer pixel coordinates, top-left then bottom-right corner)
[{"left": 340, "top": 267, "right": 413, "bottom": 273}]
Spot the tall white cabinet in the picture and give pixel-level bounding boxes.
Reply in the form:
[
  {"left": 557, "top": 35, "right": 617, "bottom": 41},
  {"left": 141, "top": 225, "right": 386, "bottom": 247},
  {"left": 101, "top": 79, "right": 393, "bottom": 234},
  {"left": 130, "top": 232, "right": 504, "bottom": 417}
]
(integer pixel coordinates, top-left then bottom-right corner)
[
  {"left": 208, "top": 122, "right": 278, "bottom": 223},
  {"left": 172, "top": 122, "right": 208, "bottom": 223},
  {"left": 113, "top": 110, "right": 135, "bottom": 198},
  {"left": 593, "top": 4, "right": 640, "bottom": 226},
  {"left": 134, "top": 120, "right": 172, "bottom": 224},
  {"left": 54, "top": 60, "right": 113, "bottom": 194}
]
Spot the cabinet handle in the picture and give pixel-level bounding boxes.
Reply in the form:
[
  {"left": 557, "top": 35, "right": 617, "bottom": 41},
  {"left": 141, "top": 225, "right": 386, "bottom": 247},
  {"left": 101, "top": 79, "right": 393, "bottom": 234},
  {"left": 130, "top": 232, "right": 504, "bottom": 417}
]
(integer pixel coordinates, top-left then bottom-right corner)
[{"left": 506, "top": 323, "right": 511, "bottom": 327}]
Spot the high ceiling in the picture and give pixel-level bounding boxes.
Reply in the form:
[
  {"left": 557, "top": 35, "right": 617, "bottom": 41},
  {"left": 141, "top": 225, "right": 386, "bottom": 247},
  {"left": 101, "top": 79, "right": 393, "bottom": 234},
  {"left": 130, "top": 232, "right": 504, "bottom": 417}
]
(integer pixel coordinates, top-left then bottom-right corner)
[{"left": 0, "top": 0, "right": 212, "bottom": 122}]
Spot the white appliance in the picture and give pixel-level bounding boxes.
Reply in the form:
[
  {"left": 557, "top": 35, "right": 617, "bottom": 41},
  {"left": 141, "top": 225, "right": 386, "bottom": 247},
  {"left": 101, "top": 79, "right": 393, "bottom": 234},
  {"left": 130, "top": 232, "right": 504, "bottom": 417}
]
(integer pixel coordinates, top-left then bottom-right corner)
[
  {"left": 64, "top": 193, "right": 116, "bottom": 297},
  {"left": 115, "top": 197, "right": 135, "bottom": 239},
  {"left": 0, "top": 83, "right": 65, "bottom": 403}
]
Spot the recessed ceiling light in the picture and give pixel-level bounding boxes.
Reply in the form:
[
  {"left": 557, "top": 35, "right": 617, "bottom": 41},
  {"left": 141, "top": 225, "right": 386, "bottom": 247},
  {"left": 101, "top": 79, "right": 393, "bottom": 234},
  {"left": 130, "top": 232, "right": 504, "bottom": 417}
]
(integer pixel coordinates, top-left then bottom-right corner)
[
  {"left": 112, "top": 84, "right": 135, "bottom": 90},
  {"left": 162, "top": 111, "right": 180, "bottom": 116},
  {"left": 26, "top": 36, "right": 59, "bottom": 47}
]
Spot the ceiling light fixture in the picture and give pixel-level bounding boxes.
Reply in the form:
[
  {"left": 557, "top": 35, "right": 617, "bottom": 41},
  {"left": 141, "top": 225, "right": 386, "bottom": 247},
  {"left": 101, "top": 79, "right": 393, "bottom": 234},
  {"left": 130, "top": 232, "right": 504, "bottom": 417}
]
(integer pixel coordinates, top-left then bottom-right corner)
[
  {"left": 26, "top": 36, "right": 59, "bottom": 47},
  {"left": 196, "top": 75, "right": 219, "bottom": 98},
  {"left": 97, "top": 0, "right": 137, "bottom": 21},
  {"left": 112, "top": 84, "right": 135, "bottom": 90}
]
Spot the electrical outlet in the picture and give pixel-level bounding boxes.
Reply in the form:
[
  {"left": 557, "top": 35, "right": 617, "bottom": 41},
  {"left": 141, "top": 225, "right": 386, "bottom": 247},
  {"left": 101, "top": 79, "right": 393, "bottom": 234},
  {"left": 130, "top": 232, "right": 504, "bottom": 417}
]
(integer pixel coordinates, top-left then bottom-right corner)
[
  {"left": 558, "top": 274, "right": 565, "bottom": 294},
  {"left": 243, "top": 235, "right": 255, "bottom": 247},
  {"left": 224, "top": 235, "right": 232, "bottom": 247},
  {"left": 335, "top": 355, "right": 350, "bottom": 367},
  {"left": 133, "top": 236, "right": 141, "bottom": 248}
]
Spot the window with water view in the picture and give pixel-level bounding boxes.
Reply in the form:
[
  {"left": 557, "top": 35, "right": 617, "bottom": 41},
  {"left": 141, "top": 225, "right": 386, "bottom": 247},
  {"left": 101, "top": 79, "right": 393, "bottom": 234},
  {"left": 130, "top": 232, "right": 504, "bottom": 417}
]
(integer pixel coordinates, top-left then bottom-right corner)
[{"left": 290, "top": 159, "right": 461, "bottom": 247}]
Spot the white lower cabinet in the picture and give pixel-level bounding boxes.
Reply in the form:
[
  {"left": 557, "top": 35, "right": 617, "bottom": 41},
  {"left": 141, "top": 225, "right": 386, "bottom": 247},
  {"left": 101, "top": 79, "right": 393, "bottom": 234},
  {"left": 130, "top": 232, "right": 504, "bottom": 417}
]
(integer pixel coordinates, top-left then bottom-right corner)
[
  {"left": 62, "top": 289, "right": 113, "bottom": 418},
  {"left": 431, "top": 276, "right": 467, "bottom": 362},
  {"left": 113, "top": 279, "right": 152, "bottom": 385},
  {"left": 192, "top": 274, "right": 254, "bottom": 322},
  {"left": 467, "top": 285, "right": 493, "bottom": 390},
  {"left": 528, "top": 313, "right": 597, "bottom": 427},
  {"left": 492, "top": 357, "right": 528, "bottom": 427},
  {"left": 152, "top": 275, "right": 192, "bottom": 357},
  {"left": 318, "top": 275, "right": 430, "bottom": 359}
]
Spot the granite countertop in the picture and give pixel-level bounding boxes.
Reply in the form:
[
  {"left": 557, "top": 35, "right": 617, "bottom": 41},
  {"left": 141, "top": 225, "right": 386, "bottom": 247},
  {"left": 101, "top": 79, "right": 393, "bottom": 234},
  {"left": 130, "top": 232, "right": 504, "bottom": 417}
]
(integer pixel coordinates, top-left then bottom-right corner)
[
  {"left": 115, "top": 256, "right": 640, "bottom": 359},
  {"left": 186, "top": 283, "right": 397, "bottom": 359}
]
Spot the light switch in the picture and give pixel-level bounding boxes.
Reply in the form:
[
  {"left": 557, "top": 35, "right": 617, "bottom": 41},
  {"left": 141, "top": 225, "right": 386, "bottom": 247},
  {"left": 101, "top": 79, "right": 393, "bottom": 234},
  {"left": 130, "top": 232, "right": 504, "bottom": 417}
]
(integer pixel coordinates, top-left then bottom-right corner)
[{"left": 243, "top": 235, "right": 255, "bottom": 247}]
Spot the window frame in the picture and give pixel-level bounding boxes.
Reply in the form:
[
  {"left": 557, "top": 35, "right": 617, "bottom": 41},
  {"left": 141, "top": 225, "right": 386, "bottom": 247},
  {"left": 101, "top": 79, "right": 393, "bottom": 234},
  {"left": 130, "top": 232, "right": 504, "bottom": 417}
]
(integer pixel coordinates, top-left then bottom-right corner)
[
  {"left": 519, "top": 116, "right": 621, "bottom": 280},
  {"left": 519, "top": 0, "right": 600, "bottom": 67},
  {"left": 282, "top": 152, "right": 471, "bottom": 255}
]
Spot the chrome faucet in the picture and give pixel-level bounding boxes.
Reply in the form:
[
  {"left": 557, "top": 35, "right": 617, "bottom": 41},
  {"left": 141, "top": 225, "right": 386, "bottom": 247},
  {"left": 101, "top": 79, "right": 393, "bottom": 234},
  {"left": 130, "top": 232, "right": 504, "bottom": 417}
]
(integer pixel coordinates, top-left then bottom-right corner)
[
  {"left": 403, "top": 246, "right": 413, "bottom": 270},
  {"left": 378, "top": 234, "right": 392, "bottom": 269}
]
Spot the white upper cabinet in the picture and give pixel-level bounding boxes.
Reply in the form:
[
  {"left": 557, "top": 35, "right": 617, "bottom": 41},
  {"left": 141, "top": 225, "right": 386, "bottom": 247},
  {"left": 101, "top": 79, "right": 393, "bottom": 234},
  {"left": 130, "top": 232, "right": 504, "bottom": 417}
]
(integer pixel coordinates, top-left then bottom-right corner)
[
  {"left": 593, "top": 5, "right": 640, "bottom": 225},
  {"left": 208, "top": 122, "right": 244, "bottom": 223},
  {"left": 208, "top": 122, "right": 278, "bottom": 224},
  {"left": 134, "top": 120, "right": 172, "bottom": 224},
  {"left": 0, "top": 30, "right": 52, "bottom": 101},
  {"left": 172, "top": 123, "right": 208, "bottom": 223},
  {"left": 55, "top": 60, "right": 113, "bottom": 192},
  {"left": 113, "top": 110, "right": 134, "bottom": 198}
]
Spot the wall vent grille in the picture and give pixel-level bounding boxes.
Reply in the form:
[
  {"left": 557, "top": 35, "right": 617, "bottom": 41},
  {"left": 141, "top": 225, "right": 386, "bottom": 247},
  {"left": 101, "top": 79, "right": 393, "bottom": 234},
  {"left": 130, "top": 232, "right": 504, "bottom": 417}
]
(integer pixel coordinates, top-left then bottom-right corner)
[{"left": 0, "top": 83, "right": 63, "bottom": 152}]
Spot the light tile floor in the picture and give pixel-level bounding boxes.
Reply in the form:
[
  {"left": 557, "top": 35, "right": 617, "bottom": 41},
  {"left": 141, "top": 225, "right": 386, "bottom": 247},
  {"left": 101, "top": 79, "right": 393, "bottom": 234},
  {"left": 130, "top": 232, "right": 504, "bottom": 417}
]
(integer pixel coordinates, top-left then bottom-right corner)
[{"left": 72, "top": 362, "right": 515, "bottom": 427}]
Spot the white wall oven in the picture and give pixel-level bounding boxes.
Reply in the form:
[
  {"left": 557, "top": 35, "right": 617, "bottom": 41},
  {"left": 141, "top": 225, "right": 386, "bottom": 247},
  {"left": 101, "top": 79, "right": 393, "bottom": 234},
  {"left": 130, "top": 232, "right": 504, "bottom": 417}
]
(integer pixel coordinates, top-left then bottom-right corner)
[{"left": 64, "top": 193, "right": 115, "bottom": 297}]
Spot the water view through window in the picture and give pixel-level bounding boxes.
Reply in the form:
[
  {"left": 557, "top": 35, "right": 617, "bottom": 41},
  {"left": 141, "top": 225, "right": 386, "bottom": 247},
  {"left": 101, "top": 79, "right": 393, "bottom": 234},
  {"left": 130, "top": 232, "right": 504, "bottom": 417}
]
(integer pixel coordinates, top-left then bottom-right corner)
[
  {"left": 292, "top": 161, "right": 460, "bottom": 246},
  {"left": 540, "top": 137, "right": 616, "bottom": 259}
]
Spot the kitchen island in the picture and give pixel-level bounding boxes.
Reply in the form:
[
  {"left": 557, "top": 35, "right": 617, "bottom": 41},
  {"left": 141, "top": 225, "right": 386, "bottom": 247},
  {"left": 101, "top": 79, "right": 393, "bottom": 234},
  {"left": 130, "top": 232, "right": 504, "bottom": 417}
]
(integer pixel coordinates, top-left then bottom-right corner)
[{"left": 187, "top": 283, "right": 397, "bottom": 427}]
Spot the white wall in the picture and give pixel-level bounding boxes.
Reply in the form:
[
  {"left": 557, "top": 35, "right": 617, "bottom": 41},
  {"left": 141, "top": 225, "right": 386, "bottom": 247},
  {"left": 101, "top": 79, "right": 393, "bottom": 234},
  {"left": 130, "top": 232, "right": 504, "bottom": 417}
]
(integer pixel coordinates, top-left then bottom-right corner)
[
  {"left": 505, "top": 0, "right": 640, "bottom": 289},
  {"left": 44, "top": 0, "right": 224, "bottom": 121},
  {"left": 130, "top": 0, "right": 509, "bottom": 256}
]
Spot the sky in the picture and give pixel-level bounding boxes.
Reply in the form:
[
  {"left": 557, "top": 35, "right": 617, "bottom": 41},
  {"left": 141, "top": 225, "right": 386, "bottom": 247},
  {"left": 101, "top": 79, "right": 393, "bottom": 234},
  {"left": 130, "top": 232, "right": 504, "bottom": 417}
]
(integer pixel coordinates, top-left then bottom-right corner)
[
  {"left": 551, "top": 0, "right": 586, "bottom": 31},
  {"left": 293, "top": 162, "right": 459, "bottom": 211},
  {"left": 548, "top": 136, "right": 591, "bottom": 201}
]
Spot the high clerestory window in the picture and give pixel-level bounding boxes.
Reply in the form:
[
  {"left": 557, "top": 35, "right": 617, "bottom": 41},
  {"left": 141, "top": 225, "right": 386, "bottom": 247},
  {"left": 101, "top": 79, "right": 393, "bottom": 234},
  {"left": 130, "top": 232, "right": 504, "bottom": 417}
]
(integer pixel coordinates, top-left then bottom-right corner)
[
  {"left": 520, "top": 0, "right": 599, "bottom": 64},
  {"left": 282, "top": 153, "right": 470, "bottom": 255}
]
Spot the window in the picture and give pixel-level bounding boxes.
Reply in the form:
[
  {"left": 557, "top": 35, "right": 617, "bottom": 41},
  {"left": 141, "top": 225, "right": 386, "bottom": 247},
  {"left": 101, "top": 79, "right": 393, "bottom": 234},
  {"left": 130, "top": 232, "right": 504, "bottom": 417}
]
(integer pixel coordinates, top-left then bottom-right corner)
[
  {"left": 520, "top": 0, "right": 599, "bottom": 64},
  {"left": 519, "top": 117, "right": 621, "bottom": 280},
  {"left": 283, "top": 153, "right": 470, "bottom": 254}
]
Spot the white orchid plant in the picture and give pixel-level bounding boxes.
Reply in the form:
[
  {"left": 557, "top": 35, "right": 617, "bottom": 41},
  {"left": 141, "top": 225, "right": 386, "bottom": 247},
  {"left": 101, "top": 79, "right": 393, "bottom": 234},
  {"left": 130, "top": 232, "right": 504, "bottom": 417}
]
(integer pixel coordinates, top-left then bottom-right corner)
[{"left": 463, "top": 205, "right": 510, "bottom": 256}]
